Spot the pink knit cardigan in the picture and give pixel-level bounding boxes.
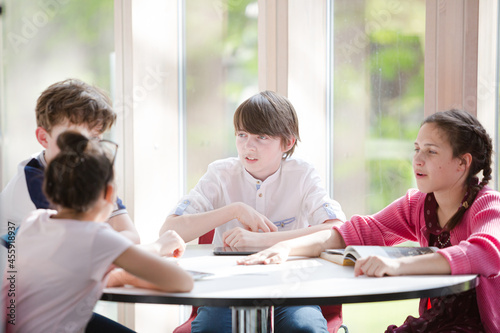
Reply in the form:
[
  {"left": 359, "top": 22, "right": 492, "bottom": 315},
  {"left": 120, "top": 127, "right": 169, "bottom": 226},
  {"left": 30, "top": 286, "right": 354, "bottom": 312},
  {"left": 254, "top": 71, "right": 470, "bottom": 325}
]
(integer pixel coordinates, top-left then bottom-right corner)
[{"left": 335, "top": 187, "right": 500, "bottom": 333}]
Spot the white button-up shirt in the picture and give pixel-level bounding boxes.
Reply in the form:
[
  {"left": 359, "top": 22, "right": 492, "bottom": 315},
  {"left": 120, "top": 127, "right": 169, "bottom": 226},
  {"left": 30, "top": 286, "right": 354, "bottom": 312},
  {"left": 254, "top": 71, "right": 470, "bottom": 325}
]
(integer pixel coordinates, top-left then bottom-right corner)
[{"left": 171, "top": 157, "right": 346, "bottom": 246}]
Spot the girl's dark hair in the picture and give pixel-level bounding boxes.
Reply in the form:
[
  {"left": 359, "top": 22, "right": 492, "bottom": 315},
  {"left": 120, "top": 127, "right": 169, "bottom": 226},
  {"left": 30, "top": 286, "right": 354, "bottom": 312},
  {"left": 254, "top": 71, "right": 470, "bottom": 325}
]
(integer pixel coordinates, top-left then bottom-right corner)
[
  {"left": 422, "top": 109, "right": 493, "bottom": 230},
  {"left": 233, "top": 91, "right": 301, "bottom": 159},
  {"left": 43, "top": 131, "right": 114, "bottom": 213}
]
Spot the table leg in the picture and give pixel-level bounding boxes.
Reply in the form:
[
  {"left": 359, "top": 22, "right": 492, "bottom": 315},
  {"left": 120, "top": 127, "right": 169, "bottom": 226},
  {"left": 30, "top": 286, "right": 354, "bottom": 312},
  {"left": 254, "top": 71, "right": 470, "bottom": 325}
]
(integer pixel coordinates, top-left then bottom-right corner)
[{"left": 231, "top": 306, "right": 273, "bottom": 332}]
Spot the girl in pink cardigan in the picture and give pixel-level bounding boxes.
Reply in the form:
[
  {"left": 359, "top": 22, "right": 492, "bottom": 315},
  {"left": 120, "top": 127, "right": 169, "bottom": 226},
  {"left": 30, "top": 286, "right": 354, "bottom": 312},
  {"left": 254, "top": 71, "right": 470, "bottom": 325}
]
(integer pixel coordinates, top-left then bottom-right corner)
[{"left": 239, "top": 109, "right": 500, "bottom": 333}]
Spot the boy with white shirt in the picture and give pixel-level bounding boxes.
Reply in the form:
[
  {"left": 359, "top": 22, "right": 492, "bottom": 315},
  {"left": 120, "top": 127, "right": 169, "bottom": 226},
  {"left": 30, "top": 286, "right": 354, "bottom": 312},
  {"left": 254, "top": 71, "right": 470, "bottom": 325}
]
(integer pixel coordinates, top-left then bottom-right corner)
[{"left": 161, "top": 90, "right": 346, "bottom": 333}]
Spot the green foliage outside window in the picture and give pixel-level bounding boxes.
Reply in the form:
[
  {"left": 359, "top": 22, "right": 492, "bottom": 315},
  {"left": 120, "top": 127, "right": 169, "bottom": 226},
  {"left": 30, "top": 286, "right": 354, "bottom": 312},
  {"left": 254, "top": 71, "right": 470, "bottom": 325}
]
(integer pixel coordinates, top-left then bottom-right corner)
[{"left": 366, "top": 15, "right": 425, "bottom": 213}]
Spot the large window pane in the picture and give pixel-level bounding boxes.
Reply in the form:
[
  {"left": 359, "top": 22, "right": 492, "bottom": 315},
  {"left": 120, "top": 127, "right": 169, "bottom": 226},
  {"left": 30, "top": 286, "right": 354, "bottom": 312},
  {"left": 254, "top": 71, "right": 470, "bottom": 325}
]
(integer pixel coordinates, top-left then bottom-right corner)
[
  {"left": 0, "top": 0, "right": 116, "bottom": 323},
  {"left": 1, "top": 0, "right": 114, "bottom": 185},
  {"left": 333, "top": 0, "right": 425, "bottom": 217},
  {"left": 330, "top": 1, "right": 425, "bottom": 331},
  {"left": 185, "top": 0, "right": 258, "bottom": 191}
]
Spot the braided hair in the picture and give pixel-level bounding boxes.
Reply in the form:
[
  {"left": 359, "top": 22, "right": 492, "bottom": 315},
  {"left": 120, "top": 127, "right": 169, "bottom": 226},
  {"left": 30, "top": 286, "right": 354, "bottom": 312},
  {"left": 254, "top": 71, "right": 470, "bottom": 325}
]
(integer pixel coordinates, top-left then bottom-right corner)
[{"left": 422, "top": 109, "right": 493, "bottom": 230}]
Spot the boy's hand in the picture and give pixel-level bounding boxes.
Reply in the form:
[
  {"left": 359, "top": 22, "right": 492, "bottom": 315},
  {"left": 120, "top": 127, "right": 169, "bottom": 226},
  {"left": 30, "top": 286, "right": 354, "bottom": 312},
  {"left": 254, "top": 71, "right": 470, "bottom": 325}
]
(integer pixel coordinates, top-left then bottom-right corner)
[
  {"left": 354, "top": 256, "right": 400, "bottom": 277},
  {"left": 232, "top": 202, "right": 278, "bottom": 233},
  {"left": 223, "top": 227, "right": 271, "bottom": 248},
  {"left": 237, "top": 243, "right": 290, "bottom": 265},
  {"left": 149, "top": 230, "right": 186, "bottom": 258}
]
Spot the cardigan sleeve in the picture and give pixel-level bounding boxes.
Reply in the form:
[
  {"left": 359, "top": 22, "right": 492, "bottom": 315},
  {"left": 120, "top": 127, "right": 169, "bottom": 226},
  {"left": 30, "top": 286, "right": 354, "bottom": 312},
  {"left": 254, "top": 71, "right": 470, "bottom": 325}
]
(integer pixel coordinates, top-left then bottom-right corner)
[
  {"left": 437, "top": 189, "right": 500, "bottom": 278},
  {"left": 336, "top": 189, "right": 424, "bottom": 247}
]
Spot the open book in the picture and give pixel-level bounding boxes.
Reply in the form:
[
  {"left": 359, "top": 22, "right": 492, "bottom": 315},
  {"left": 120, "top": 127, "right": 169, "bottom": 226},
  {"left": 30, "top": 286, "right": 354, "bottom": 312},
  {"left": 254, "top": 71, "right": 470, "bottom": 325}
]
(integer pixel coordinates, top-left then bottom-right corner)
[{"left": 320, "top": 246, "right": 438, "bottom": 266}]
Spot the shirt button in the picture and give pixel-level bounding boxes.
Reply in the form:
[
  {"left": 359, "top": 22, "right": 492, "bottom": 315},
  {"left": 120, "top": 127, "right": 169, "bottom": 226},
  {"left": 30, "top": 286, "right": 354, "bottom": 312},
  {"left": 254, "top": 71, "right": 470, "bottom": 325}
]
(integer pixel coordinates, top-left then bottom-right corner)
[{"left": 259, "top": 193, "right": 263, "bottom": 198}]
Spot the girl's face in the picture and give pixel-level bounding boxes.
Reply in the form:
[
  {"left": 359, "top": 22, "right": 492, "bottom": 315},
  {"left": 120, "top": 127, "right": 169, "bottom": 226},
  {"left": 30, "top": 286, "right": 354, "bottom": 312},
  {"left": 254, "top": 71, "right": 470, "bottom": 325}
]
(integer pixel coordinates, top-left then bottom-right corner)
[{"left": 413, "top": 123, "right": 467, "bottom": 195}]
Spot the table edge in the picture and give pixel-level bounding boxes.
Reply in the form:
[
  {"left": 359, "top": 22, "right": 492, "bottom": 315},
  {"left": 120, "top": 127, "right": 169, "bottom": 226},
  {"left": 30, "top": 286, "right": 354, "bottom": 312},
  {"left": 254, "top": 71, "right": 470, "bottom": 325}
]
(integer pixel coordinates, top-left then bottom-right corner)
[{"left": 101, "top": 275, "right": 477, "bottom": 307}]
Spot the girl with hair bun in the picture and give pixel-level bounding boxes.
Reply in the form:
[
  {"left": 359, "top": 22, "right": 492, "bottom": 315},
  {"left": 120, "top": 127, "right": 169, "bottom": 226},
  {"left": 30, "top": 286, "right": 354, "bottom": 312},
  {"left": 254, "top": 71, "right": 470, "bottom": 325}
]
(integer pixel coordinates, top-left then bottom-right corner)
[
  {"left": 240, "top": 109, "right": 500, "bottom": 333},
  {"left": 6, "top": 131, "right": 193, "bottom": 333}
]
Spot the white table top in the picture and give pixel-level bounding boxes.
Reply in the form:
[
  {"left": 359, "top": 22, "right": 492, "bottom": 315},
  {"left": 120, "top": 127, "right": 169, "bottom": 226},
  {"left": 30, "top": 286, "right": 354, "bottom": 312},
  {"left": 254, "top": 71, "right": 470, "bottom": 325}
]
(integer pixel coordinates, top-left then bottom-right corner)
[{"left": 102, "top": 245, "right": 477, "bottom": 307}]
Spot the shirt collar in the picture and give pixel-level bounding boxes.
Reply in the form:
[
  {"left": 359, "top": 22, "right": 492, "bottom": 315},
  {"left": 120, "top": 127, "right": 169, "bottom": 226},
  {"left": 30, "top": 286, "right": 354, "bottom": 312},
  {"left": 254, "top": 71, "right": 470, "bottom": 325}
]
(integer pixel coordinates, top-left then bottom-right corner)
[
  {"left": 38, "top": 151, "right": 48, "bottom": 168},
  {"left": 242, "top": 162, "right": 282, "bottom": 187}
]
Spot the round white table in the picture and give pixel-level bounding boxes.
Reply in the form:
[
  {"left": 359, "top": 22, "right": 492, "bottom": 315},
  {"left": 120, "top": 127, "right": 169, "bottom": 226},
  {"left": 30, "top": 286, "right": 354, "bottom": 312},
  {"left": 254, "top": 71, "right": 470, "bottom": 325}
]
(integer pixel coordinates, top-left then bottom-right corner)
[{"left": 102, "top": 245, "right": 477, "bottom": 332}]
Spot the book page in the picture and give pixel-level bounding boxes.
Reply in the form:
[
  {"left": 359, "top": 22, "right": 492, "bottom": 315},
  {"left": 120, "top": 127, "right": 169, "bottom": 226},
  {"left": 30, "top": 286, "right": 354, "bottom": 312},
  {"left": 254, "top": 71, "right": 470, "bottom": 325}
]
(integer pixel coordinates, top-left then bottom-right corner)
[
  {"left": 347, "top": 246, "right": 437, "bottom": 260},
  {"left": 324, "top": 249, "right": 345, "bottom": 255},
  {"left": 381, "top": 247, "right": 437, "bottom": 258}
]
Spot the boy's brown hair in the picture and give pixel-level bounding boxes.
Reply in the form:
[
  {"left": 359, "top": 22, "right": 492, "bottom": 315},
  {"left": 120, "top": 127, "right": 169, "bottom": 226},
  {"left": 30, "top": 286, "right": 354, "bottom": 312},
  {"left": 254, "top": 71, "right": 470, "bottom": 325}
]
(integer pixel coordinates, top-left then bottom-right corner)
[
  {"left": 36, "top": 78, "right": 116, "bottom": 134},
  {"left": 233, "top": 90, "right": 300, "bottom": 159}
]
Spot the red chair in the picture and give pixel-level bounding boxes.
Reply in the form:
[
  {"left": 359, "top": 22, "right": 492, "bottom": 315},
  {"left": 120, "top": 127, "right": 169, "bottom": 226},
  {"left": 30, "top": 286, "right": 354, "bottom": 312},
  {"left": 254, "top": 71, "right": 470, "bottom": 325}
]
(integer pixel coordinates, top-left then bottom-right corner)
[{"left": 173, "top": 229, "right": 345, "bottom": 333}]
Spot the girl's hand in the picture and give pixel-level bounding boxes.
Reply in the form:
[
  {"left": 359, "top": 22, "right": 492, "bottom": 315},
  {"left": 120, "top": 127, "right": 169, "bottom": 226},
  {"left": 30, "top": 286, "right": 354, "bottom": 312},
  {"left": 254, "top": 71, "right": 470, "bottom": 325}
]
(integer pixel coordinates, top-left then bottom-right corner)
[
  {"left": 237, "top": 243, "right": 291, "bottom": 265},
  {"left": 151, "top": 230, "right": 186, "bottom": 257},
  {"left": 354, "top": 255, "right": 401, "bottom": 277},
  {"left": 232, "top": 202, "right": 278, "bottom": 233},
  {"left": 223, "top": 227, "right": 271, "bottom": 248},
  {"left": 106, "top": 268, "right": 138, "bottom": 287}
]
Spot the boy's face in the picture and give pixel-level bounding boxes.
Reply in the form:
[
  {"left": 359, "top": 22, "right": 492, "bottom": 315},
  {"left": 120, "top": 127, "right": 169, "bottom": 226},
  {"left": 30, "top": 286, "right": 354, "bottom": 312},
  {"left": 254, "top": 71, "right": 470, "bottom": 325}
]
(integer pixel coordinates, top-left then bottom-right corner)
[
  {"left": 36, "top": 122, "right": 103, "bottom": 163},
  {"left": 236, "top": 131, "right": 292, "bottom": 181}
]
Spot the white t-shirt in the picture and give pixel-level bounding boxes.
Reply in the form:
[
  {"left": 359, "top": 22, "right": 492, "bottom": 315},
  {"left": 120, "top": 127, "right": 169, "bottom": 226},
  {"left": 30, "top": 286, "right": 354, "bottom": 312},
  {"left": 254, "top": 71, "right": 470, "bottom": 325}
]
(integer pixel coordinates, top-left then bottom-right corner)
[
  {"left": 171, "top": 157, "right": 346, "bottom": 246},
  {"left": 3, "top": 209, "right": 133, "bottom": 333}
]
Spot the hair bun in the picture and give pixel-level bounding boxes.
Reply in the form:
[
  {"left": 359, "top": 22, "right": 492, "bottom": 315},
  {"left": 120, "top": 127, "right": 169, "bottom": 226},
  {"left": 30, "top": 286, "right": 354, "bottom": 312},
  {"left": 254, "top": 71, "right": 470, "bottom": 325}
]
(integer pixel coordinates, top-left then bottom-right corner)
[
  {"left": 56, "top": 131, "right": 90, "bottom": 155},
  {"left": 45, "top": 130, "right": 114, "bottom": 213}
]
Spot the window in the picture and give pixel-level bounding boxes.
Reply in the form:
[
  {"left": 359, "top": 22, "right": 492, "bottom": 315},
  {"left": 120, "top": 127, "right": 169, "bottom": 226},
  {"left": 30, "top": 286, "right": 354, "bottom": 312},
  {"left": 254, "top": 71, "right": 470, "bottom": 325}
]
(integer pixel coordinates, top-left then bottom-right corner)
[
  {"left": 0, "top": 0, "right": 118, "bottom": 326},
  {"left": 287, "top": 1, "right": 425, "bottom": 330},
  {"left": 333, "top": 0, "right": 425, "bottom": 216},
  {"left": 287, "top": 0, "right": 425, "bottom": 219},
  {"left": 0, "top": 0, "right": 114, "bottom": 185},
  {"left": 185, "top": 0, "right": 258, "bottom": 191}
]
